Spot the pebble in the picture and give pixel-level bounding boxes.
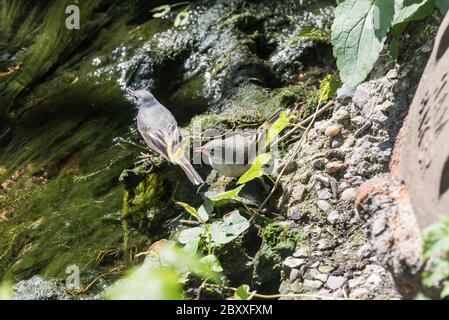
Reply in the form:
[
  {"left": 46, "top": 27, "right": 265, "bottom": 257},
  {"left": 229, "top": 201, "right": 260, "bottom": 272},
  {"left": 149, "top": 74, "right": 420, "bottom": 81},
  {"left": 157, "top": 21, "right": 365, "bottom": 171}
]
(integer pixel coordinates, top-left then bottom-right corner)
[
  {"left": 312, "top": 157, "right": 326, "bottom": 169},
  {"left": 331, "top": 138, "right": 343, "bottom": 149},
  {"left": 288, "top": 207, "right": 301, "bottom": 221},
  {"left": 292, "top": 184, "right": 307, "bottom": 202},
  {"left": 317, "top": 200, "right": 331, "bottom": 211},
  {"left": 326, "top": 276, "right": 346, "bottom": 290},
  {"left": 357, "top": 243, "right": 372, "bottom": 258},
  {"left": 340, "top": 188, "right": 357, "bottom": 201},
  {"left": 308, "top": 269, "right": 329, "bottom": 282},
  {"left": 327, "top": 210, "right": 340, "bottom": 224},
  {"left": 318, "top": 265, "right": 333, "bottom": 273},
  {"left": 350, "top": 288, "right": 369, "bottom": 299},
  {"left": 326, "top": 161, "right": 346, "bottom": 174},
  {"left": 303, "top": 279, "right": 323, "bottom": 290},
  {"left": 283, "top": 257, "right": 306, "bottom": 269},
  {"left": 325, "top": 125, "right": 341, "bottom": 137},
  {"left": 348, "top": 276, "right": 365, "bottom": 289},
  {"left": 318, "top": 189, "right": 332, "bottom": 200}
]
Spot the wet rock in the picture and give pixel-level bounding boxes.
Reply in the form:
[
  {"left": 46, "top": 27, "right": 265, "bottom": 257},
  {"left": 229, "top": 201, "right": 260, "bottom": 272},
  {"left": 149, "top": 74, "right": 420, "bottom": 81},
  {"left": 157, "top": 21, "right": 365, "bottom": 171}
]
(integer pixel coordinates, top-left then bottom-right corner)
[{"left": 13, "top": 276, "right": 68, "bottom": 300}]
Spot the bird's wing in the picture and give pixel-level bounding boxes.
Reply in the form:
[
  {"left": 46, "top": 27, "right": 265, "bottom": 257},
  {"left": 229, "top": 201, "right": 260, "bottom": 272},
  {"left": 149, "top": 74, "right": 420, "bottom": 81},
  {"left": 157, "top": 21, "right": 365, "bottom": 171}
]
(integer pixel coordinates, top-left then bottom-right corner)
[{"left": 147, "top": 130, "right": 171, "bottom": 160}]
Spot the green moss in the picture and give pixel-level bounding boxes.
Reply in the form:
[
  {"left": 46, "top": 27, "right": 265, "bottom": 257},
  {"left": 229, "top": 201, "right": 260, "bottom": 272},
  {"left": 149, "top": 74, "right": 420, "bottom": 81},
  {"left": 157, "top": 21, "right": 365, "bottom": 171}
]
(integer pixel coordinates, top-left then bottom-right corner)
[{"left": 252, "top": 222, "right": 308, "bottom": 288}]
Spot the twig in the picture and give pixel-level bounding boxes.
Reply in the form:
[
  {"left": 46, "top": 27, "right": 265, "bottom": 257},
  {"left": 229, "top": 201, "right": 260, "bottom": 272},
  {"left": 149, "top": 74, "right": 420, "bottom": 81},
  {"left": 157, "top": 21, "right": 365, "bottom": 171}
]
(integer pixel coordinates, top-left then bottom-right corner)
[
  {"left": 259, "top": 90, "right": 333, "bottom": 211},
  {"left": 204, "top": 283, "right": 342, "bottom": 300}
]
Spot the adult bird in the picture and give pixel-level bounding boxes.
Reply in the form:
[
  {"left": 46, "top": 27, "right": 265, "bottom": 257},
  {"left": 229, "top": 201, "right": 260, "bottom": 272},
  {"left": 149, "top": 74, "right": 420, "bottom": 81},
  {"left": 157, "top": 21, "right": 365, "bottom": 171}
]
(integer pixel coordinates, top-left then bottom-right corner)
[{"left": 131, "top": 90, "right": 204, "bottom": 185}]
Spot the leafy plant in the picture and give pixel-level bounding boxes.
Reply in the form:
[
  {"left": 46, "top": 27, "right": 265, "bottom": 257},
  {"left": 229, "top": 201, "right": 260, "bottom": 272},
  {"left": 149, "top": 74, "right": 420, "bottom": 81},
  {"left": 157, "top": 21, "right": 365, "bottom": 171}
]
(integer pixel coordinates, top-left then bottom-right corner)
[
  {"left": 106, "top": 242, "right": 223, "bottom": 300},
  {"left": 422, "top": 217, "right": 449, "bottom": 299},
  {"left": 318, "top": 74, "right": 342, "bottom": 102},
  {"left": 436, "top": 0, "right": 449, "bottom": 14},
  {"left": 238, "top": 153, "right": 272, "bottom": 184},
  {"left": 233, "top": 284, "right": 255, "bottom": 300},
  {"left": 332, "top": 0, "right": 437, "bottom": 87},
  {"left": 176, "top": 187, "right": 250, "bottom": 256}
]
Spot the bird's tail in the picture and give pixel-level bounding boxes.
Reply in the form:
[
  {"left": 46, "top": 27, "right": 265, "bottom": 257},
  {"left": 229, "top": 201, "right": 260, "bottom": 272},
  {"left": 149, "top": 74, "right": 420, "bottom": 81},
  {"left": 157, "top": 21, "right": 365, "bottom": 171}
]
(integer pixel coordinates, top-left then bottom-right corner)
[{"left": 176, "top": 157, "right": 204, "bottom": 185}]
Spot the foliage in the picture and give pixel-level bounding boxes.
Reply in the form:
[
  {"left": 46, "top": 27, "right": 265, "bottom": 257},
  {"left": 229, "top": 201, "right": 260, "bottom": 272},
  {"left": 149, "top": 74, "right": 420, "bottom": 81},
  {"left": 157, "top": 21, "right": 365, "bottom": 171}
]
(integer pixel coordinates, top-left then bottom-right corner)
[
  {"left": 318, "top": 74, "right": 341, "bottom": 102},
  {"left": 265, "top": 112, "right": 294, "bottom": 147},
  {"left": 0, "top": 282, "right": 13, "bottom": 300},
  {"left": 331, "top": 0, "right": 437, "bottom": 87},
  {"left": 436, "top": 0, "right": 449, "bottom": 14},
  {"left": 422, "top": 218, "right": 449, "bottom": 299},
  {"left": 176, "top": 197, "right": 250, "bottom": 255},
  {"left": 234, "top": 284, "right": 255, "bottom": 300},
  {"left": 106, "top": 243, "right": 223, "bottom": 300},
  {"left": 238, "top": 153, "right": 272, "bottom": 184}
]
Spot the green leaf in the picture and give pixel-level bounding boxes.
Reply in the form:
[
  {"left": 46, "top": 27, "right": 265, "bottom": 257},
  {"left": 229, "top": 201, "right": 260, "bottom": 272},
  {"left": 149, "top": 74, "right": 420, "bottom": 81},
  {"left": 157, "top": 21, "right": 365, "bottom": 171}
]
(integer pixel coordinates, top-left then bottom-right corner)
[
  {"left": 106, "top": 267, "right": 183, "bottom": 300},
  {"left": 441, "top": 281, "right": 449, "bottom": 299},
  {"left": 265, "top": 112, "right": 294, "bottom": 147},
  {"left": 150, "top": 5, "right": 171, "bottom": 18},
  {"left": 208, "top": 185, "right": 245, "bottom": 201},
  {"left": 318, "top": 74, "right": 342, "bottom": 102},
  {"left": 392, "top": 0, "right": 435, "bottom": 37},
  {"left": 436, "top": 0, "right": 449, "bottom": 14},
  {"left": 331, "top": 0, "right": 395, "bottom": 87},
  {"left": 389, "top": 37, "right": 399, "bottom": 61},
  {"left": 238, "top": 153, "right": 272, "bottom": 184},
  {"left": 174, "top": 11, "right": 190, "bottom": 27},
  {"left": 176, "top": 201, "right": 208, "bottom": 223},
  {"left": 234, "top": 284, "right": 255, "bottom": 300},
  {"left": 198, "top": 198, "right": 214, "bottom": 220},
  {"left": 210, "top": 210, "right": 250, "bottom": 245},
  {"left": 178, "top": 226, "right": 205, "bottom": 246},
  {"left": 199, "top": 254, "right": 223, "bottom": 273},
  {"left": 0, "top": 282, "right": 13, "bottom": 300}
]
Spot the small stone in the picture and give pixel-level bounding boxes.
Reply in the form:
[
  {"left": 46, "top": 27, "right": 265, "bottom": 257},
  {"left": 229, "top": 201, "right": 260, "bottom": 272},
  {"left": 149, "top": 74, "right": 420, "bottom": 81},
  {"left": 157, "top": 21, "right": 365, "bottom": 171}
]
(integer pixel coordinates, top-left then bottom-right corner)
[
  {"left": 289, "top": 269, "right": 301, "bottom": 283},
  {"left": 348, "top": 276, "right": 365, "bottom": 289},
  {"left": 331, "top": 138, "right": 342, "bottom": 149},
  {"left": 350, "top": 288, "right": 369, "bottom": 299},
  {"left": 318, "top": 265, "right": 333, "bottom": 273},
  {"left": 318, "top": 189, "right": 332, "bottom": 200},
  {"left": 357, "top": 244, "right": 372, "bottom": 258},
  {"left": 326, "top": 276, "right": 346, "bottom": 290},
  {"left": 283, "top": 257, "right": 306, "bottom": 269},
  {"left": 317, "top": 200, "right": 331, "bottom": 211},
  {"left": 303, "top": 279, "right": 323, "bottom": 290},
  {"left": 326, "top": 161, "right": 346, "bottom": 174},
  {"left": 340, "top": 188, "right": 357, "bottom": 201},
  {"left": 365, "top": 274, "right": 383, "bottom": 288},
  {"left": 325, "top": 125, "right": 341, "bottom": 137},
  {"left": 317, "top": 239, "right": 335, "bottom": 250},
  {"left": 293, "top": 247, "right": 309, "bottom": 258},
  {"left": 292, "top": 184, "right": 307, "bottom": 202},
  {"left": 313, "top": 157, "right": 326, "bottom": 169},
  {"left": 327, "top": 210, "right": 340, "bottom": 224},
  {"left": 308, "top": 269, "right": 328, "bottom": 282},
  {"left": 289, "top": 207, "right": 301, "bottom": 221}
]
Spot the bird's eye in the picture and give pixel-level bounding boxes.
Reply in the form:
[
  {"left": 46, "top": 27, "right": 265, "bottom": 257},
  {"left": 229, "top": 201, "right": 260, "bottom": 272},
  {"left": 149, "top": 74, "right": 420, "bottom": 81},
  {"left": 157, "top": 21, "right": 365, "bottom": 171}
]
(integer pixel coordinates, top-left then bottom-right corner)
[{"left": 209, "top": 149, "right": 215, "bottom": 156}]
